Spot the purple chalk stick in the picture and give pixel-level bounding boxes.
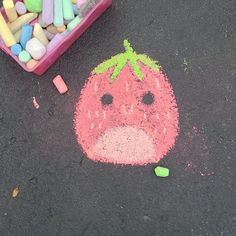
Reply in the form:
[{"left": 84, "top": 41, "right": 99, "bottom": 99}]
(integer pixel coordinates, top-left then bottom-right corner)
[
  {"left": 15, "top": 1, "right": 27, "bottom": 15},
  {"left": 42, "top": 0, "right": 54, "bottom": 25},
  {"left": 46, "top": 33, "right": 64, "bottom": 52}
]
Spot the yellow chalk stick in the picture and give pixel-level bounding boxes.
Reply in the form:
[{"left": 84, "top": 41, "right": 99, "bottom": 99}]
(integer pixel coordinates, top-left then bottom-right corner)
[
  {"left": 8, "top": 13, "right": 38, "bottom": 34},
  {"left": 14, "top": 30, "right": 21, "bottom": 43},
  {"left": 0, "top": 12, "right": 16, "bottom": 47},
  {"left": 3, "top": 0, "right": 18, "bottom": 23},
  {"left": 33, "top": 23, "right": 49, "bottom": 46}
]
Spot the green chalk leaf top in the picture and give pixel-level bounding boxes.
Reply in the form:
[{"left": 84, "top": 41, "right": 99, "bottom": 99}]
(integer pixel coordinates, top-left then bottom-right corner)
[{"left": 93, "top": 40, "right": 161, "bottom": 81}]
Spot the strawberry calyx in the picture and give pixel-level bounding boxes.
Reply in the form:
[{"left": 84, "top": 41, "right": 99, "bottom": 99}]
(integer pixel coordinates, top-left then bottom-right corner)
[{"left": 93, "top": 40, "right": 161, "bottom": 81}]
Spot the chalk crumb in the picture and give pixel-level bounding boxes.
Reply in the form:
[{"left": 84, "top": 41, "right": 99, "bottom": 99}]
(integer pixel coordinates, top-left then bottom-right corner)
[
  {"left": 12, "top": 187, "right": 20, "bottom": 198},
  {"left": 32, "top": 97, "right": 40, "bottom": 109}
]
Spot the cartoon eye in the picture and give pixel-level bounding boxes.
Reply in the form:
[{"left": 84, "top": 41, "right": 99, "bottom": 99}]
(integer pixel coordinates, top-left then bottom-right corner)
[
  {"left": 142, "top": 91, "right": 155, "bottom": 105},
  {"left": 101, "top": 93, "right": 113, "bottom": 105}
]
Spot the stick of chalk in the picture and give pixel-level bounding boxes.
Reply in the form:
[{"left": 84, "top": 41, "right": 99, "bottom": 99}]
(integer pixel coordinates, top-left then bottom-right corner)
[
  {"left": 46, "top": 24, "right": 59, "bottom": 35},
  {"left": 33, "top": 23, "right": 49, "bottom": 46},
  {"left": 42, "top": 0, "right": 53, "bottom": 25},
  {"left": 26, "top": 37, "right": 46, "bottom": 60},
  {"left": 11, "top": 43, "right": 22, "bottom": 55},
  {"left": 24, "top": 0, "right": 43, "bottom": 13},
  {"left": 8, "top": 13, "right": 38, "bottom": 34},
  {"left": 77, "top": 0, "right": 87, "bottom": 8},
  {"left": 0, "top": 12, "right": 16, "bottom": 47},
  {"left": 63, "top": 0, "right": 75, "bottom": 20},
  {"left": 61, "top": 29, "right": 70, "bottom": 37},
  {"left": 57, "top": 25, "right": 66, "bottom": 33},
  {"left": 67, "top": 16, "right": 81, "bottom": 31},
  {"left": 20, "top": 24, "right": 33, "bottom": 49},
  {"left": 154, "top": 166, "right": 170, "bottom": 177},
  {"left": 43, "top": 29, "right": 55, "bottom": 40},
  {"left": 38, "top": 13, "right": 49, "bottom": 28},
  {"left": 15, "top": 1, "right": 27, "bottom": 15},
  {"left": 72, "top": 4, "right": 79, "bottom": 15},
  {"left": 26, "top": 59, "right": 38, "bottom": 69},
  {"left": 46, "top": 33, "right": 64, "bottom": 52},
  {"left": 3, "top": 0, "right": 18, "bottom": 22},
  {"left": 54, "top": 0, "right": 64, "bottom": 27},
  {"left": 79, "top": 0, "right": 99, "bottom": 17},
  {"left": 14, "top": 30, "right": 21, "bottom": 43},
  {"left": 53, "top": 75, "right": 68, "bottom": 94},
  {"left": 18, "top": 50, "right": 31, "bottom": 63}
]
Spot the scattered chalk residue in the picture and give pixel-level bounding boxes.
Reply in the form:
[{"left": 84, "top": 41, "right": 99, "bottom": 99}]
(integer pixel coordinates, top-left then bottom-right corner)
[
  {"left": 74, "top": 40, "right": 179, "bottom": 165},
  {"left": 183, "top": 57, "right": 189, "bottom": 72},
  {"left": 179, "top": 125, "right": 214, "bottom": 177},
  {"left": 32, "top": 96, "right": 40, "bottom": 109},
  {"left": 12, "top": 187, "right": 20, "bottom": 198}
]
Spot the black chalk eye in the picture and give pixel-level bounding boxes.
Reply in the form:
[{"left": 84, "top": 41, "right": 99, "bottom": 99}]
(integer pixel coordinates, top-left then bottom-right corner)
[
  {"left": 101, "top": 93, "right": 113, "bottom": 105},
  {"left": 142, "top": 91, "right": 155, "bottom": 105}
]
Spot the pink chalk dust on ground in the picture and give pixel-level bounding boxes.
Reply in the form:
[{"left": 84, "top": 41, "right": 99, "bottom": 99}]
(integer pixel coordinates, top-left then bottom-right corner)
[
  {"left": 74, "top": 62, "right": 179, "bottom": 165},
  {"left": 32, "top": 97, "right": 40, "bottom": 109}
]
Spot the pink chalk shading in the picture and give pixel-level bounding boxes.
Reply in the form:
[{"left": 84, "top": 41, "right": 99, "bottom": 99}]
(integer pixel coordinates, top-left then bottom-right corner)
[
  {"left": 74, "top": 62, "right": 179, "bottom": 165},
  {"left": 93, "top": 126, "right": 155, "bottom": 165},
  {"left": 32, "top": 97, "right": 40, "bottom": 109}
]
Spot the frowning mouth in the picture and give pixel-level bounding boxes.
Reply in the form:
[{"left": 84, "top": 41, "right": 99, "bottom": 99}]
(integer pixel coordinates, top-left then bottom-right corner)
[{"left": 91, "top": 126, "right": 156, "bottom": 165}]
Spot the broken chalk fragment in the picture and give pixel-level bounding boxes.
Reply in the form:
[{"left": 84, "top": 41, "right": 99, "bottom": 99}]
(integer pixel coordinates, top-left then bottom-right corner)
[
  {"left": 12, "top": 187, "right": 20, "bottom": 198},
  {"left": 32, "top": 96, "right": 40, "bottom": 109},
  {"left": 53, "top": 75, "right": 68, "bottom": 94},
  {"left": 154, "top": 166, "right": 170, "bottom": 177}
]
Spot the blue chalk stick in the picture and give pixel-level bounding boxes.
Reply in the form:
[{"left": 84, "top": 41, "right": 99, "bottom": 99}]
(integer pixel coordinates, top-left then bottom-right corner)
[
  {"left": 54, "top": 0, "right": 64, "bottom": 27},
  {"left": 11, "top": 44, "right": 22, "bottom": 55},
  {"left": 61, "top": 29, "right": 70, "bottom": 37},
  {"left": 72, "top": 4, "right": 79, "bottom": 15},
  {"left": 20, "top": 24, "right": 33, "bottom": 49}
]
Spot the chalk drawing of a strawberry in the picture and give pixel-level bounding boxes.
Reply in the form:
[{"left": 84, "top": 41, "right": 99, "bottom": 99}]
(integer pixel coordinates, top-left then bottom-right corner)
[{"left": 74, "top": 40, "right": 179, "bottom": 165}]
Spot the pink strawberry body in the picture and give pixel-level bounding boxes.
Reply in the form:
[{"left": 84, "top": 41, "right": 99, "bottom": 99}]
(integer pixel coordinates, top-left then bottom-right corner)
[{"left": 74, "top": 41, "right": 179, "bottom": 165}]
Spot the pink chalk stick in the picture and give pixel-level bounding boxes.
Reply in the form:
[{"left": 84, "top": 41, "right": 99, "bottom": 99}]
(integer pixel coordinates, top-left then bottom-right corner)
[
  {"left": 42, "top": 0, "right": 54, "bottom": 25},
  {"left": 77, "top": 0, "right": 87, "bottom": 8},
  {"left": 53, "top": 75, "right": 68, "bottom": 94}
]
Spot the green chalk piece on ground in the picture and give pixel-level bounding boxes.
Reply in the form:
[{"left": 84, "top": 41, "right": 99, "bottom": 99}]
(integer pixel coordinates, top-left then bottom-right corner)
[{"left": 154, "top": 166, "right": 170, "bottom": 177}]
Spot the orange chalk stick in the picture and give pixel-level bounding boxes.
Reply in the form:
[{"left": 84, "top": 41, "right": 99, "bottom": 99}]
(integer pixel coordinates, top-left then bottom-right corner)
[{"left": 53, "top": 75, "right": 68, "bottom": 94}]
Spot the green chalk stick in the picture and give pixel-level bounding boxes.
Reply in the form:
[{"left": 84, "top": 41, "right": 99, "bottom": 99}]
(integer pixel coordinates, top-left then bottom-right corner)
[
  {"left": 24, "top": 0, "right": 42, "bottom": 13},
  {"left": 154, "top": 166, "right": 170, "bottom": 177},
  {"left": 63, "top": 0, "right": 75, "bottom": 21},
  {"left": 67, "top": 16, "right": 81, "bottom": 31},
  {"left": 54, "top": 0, "right": 64, "bottom": 27},
  {"left": 18, "top": 50, "right": 31, "bottom": 63}
]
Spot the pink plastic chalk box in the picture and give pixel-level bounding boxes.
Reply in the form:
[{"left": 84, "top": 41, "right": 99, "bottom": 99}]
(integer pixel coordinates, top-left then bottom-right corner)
[{"left": 0, "top": 0, "right": 112, "bottom": 75}]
